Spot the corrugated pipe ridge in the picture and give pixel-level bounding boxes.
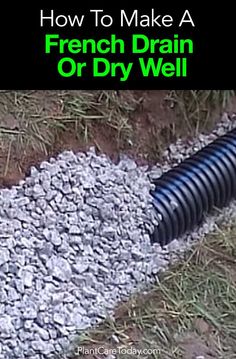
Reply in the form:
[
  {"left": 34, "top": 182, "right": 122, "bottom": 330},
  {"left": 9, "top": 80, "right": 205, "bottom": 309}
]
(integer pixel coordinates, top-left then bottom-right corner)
[{"left": 151, "top": 127, "right": 236, "bottom": 245}]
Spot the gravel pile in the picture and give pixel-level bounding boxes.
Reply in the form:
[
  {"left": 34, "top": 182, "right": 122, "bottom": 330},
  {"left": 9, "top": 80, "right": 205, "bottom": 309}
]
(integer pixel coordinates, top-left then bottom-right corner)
[{"left": 0, "top": 114, "right": 236, "bottom": 358}]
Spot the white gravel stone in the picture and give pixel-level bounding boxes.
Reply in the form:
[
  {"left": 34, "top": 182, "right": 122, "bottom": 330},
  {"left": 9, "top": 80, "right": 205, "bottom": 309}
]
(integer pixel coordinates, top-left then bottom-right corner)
[
  {"left": 0, "top": 249, "right": 10, "bottom": 266},
  {"left": 0, "top": 315, "right": 15, "bottom": 338},
  {"left": 47, "top": 256, "right": 72, "bottom": 282}
]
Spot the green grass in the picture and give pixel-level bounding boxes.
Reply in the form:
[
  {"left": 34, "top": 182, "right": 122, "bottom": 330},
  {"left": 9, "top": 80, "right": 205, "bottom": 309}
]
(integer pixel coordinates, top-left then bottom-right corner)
[
  {"left": 0, "top": 90, "right": 235, "bottom": 175},
  {"left": 139, "top": 90, "right": 236, "bottom": 161},
  {"left": 68, "top": 224, "right": 236, "bottom": 359},
  {"left": 166, "top": 90, "right": 236, "bottom": 136},
  {"left": 0, "top": 90, "right": 140, "bottom": 155},
  {"left": 0, "top": 90, "right": 235, "bottom": 159},
  {"left": 62, "top": 90, "right": 139, "bottom": 145}
]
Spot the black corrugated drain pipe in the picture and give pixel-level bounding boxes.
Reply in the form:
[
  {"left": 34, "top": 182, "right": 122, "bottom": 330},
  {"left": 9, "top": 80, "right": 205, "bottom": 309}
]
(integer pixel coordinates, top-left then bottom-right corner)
[{"left": 150, "top": 127, "right": 236, "bottom": 246}]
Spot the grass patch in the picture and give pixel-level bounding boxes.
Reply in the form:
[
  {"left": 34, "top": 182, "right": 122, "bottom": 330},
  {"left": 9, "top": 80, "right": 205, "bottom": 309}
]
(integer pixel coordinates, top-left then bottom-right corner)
[
  {"left": 166, "top": 90, "right": 236, "bottom": 136},
  {"left": 1, "top": 90, "right": 235, "bottom": 157},
  {"left": 0, "top": 90, "right": 235, "bottom": 181},
  {"left": 62, "top": 90, "right": 139, "bottom": 146},
  {"left": 0, "top": 90, "right": 139, "bottom": 154},
  {"left": 69, "top": 224, "right": 236, "bottom": 359},
  {"left": 0, "top": 90, "right": 235, "bottom": 168}
]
